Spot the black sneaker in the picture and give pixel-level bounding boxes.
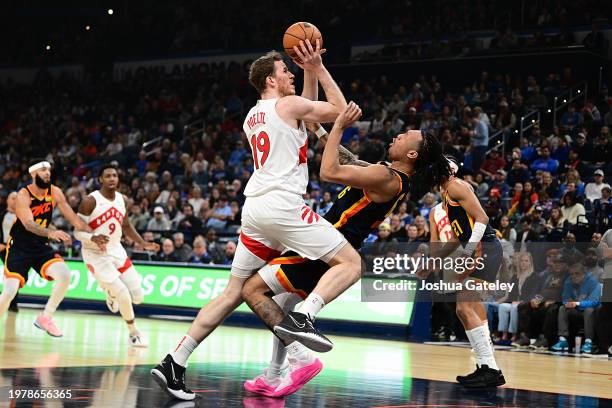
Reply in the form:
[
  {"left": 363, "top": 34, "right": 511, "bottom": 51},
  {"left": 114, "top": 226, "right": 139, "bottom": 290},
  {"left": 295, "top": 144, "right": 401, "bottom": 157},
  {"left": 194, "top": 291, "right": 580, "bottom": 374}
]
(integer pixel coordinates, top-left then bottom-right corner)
[
  {"left": 511, "top": 332, "right": 530, "bottom": 348},
  {"left": 459, "top": 364, "right": 506, "bottom": 388},
  {"left": 151, "top": 354, "right": 196, "bottom": 401},
  {"left": 273, "top": 311, "right": 334, "bottom": 352},
  {"left": 456, "top": 365, "right": 481, "bottom": 383}
]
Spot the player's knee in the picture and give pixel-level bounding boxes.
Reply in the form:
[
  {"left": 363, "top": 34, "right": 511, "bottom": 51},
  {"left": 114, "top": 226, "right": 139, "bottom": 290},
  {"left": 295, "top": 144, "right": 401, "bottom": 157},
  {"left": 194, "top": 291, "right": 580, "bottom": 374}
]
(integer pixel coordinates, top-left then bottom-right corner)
[
  {"left": 130, "top": 289, "right": 144, "bottom": 305},
  {"left": 47, "top": 262, "right": 71, "bottom": 282},
  {"left": 115, "top": 284, "right": 131, "bottom": 303}
]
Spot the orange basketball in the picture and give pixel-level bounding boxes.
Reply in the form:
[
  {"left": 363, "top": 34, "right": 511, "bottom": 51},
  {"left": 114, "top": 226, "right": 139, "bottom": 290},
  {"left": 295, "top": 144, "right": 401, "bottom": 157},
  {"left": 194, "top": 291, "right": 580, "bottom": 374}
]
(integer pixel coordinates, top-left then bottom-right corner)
[{"left": 283, "top": 22, "right": 323, "bottom": 61}]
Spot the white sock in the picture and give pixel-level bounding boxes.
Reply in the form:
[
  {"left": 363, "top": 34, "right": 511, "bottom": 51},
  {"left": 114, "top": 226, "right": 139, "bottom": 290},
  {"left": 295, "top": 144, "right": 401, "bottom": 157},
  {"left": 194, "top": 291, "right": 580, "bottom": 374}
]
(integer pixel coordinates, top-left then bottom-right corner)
[
  {"left": 467, "top": 324, "right": 499, "bottom": 370},
  {"left": 285, "top": 341, "right": 315, "bottom": 367},
  {"left": 265, "top": 336, "right": 286, "bottom": 384},
  {"left": 171, "top": 335, "right": 199, "bottom": 367},
  {"left": 298, "top": 293, "right": 325, "bottom": 320},
  {"left": 482, "top": 321, "right": 493, "bottom": 347}
]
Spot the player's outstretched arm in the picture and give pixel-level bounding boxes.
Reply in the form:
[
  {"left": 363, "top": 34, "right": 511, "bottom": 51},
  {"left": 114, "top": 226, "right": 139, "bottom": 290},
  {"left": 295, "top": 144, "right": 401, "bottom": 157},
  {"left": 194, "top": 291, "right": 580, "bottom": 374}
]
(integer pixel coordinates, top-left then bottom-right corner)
[
  {"left": 320, "top": 102, "right": 398, "bottom": 195},
  {"left": 122, "top": 195, "right": 159, "bottom": 252},
  {"left": 306, "top": 122, "right": 369, "bottom": 167},
  {"left": 53, "top": 186, "right": 90, "bottom": 232}
]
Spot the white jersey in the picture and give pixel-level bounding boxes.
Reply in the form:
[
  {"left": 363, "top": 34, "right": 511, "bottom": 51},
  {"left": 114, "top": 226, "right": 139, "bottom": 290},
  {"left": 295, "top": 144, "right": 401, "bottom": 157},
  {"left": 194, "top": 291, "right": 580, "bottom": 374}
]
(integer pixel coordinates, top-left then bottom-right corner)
[
  {"left": 242, "top": 98, "right": 309, "bottom": 197},
  {"left": 432, "top": 202, "right": 453, "bottom": 242},
  {"left": 81, "top": 191, "right": 127, "bottom": 257}
]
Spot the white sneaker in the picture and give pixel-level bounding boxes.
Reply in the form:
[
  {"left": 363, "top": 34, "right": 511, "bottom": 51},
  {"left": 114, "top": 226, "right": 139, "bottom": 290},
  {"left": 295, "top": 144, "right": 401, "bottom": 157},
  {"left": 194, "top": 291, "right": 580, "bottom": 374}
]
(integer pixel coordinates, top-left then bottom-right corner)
[
  {"left": 105, "top": 290, "right": 119, "bottom": 313},
  {"left": 129, "top": 333, "right": 148, "bottom": 348}
]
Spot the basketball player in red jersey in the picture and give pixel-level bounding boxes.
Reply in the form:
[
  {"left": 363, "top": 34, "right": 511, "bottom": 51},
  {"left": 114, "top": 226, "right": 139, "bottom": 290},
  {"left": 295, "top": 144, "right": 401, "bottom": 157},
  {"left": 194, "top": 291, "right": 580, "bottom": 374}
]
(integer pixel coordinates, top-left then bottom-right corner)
[
  {"left": 152, "top": 40, "right": 363, "bottom": 400},
  {"left": 0, "top": 159, "right": 102, "bottom": 337}
]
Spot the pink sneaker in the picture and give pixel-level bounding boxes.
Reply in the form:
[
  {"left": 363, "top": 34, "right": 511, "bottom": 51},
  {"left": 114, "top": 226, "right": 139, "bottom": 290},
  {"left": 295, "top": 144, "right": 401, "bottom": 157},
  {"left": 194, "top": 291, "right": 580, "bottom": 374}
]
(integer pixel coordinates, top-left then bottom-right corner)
[
  {"left": 272, "top": 358, "right": 322, "bottom": 397},
  {"left": 34, "top": 314, "right": 63, "bottom": 337},
  {"left": 244, "top": 370, "right": 279, "bottom": 397}
]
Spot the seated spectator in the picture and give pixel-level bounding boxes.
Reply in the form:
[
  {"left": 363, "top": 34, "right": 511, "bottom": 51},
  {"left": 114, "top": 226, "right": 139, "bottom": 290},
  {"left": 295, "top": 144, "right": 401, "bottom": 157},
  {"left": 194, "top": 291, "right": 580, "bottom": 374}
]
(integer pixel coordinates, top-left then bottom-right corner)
[
  {"left": 539, "top": 171, "right": 559, "bottom": 199},
  {"left": 489, "top": 169, "right": 510, "bottom": 198},
  {"left": 173, "top": 232, "right": 193, "bottom": 262},
  {"left": 419, "top": 193, "right": 437, "bottom": 219},
  {"left": 397, "top": 202, "right": 413, "bottom": 227},
  {"left": 592, "top": 131, "right": 611, "bottom": 167},
  {"left": 516, "top": 216, "right": 538, "bottom": 252},
  {"left": 129, "top": 204, "right": 149, "bottom": 231},
  {"left": 545, "top": 207, "right": 565, "bottom": 240},
  {"left": 223, "top": 241, "right": 237, "bottom": 265},
  {"left": 414, "top": 215, "right": 430, "bottom": 242},
  {"left": 560, "top": 192, "right": 586, "bottom": 225},
  {"left": 585, "top": 169, "right": 610, "bottom": 202},
  {"left": 206, "top": 195, "right": 232, "bottom": 230},
  {"left": 507, "top": 158, "right": 530, "bottom": 187},
  {"left": 530, "top": 205, "right": 547, "bottom": 239},
  {"left": 317, "top": 191, "right": 334, "bottom": 216},
  {"left": 593, "top": 186, "right": 612, "bottom": 230},
  {"left": 558, "top": 169, "right": 585, "bottom": 198},
  {"left": 188, "top": 186, "right": 206, "bottom": 215},
  {"left": 496, "top": 252, "right": 541, "bottom": 347},
  {"left": 583, "top": 247, "right": 603, "bottom": 282},
  {"left": 374, "top": 223, "right": 398, "bottom": 254},
  {"left": 205, "top": 228, "right": 226, "bottom": 264},
  {"left": 551, "top": 263, "right": 601, "bottom": 353},
  {"left": 147, "top": 206, "right": 171, "bottom": 236},
  {"left": 484, "top": 188, "right": 504, "bottom": 227},
  {"left": 480, "top": 150, "right": 506, "bottom": 179},
  {"left": 178, "top": 203, "right": 203, "bottom": 235},
  {"left": 499, "top": 215, "right": 517, "bottom": 245},
  {"left": 531, "top": 146, "right": 559, "bottom": 174},
  {"left": 561, "top": 104, "right": 582, "bottom": 131},
  {"left": 560, "top": 232, "right": 583, "bottom": 265},
  {"left": 188, "top": 236, "right": 212, "bottom": 264},
  {"left": 519, "top": 253, "right": 569, "bottom": 350},
  {"left": 155, "top": 238, "right": 179, "bottom": 262}
]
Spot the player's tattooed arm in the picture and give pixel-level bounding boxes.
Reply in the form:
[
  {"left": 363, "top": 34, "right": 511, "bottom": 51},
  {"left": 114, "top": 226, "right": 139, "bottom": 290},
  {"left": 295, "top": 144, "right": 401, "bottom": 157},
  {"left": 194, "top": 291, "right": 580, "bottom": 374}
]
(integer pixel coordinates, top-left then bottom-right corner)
[
  {"left": 53, "top": 185, "right": 91, "bottom": 232},
  {"left": 15, "top": 188, "right": 70, "bottom": 243},
  {"left": 314, "top": 131, "right": 370, "bottom": 167}
]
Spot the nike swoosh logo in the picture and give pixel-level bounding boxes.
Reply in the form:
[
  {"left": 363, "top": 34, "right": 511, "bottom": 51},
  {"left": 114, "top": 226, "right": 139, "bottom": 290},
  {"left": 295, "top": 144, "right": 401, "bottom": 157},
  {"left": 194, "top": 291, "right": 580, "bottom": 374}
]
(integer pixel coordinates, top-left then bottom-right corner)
[
  {"left": 289, "top": 315, "right": 305, "bottom": 329},
  {"left": 171, "top": 364, "right": 177, "bottom": 383}
]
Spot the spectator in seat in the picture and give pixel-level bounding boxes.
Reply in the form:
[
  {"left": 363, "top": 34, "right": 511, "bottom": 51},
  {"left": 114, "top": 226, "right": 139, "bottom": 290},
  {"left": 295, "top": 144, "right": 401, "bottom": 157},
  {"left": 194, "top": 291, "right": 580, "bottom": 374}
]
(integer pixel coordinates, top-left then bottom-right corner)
[
  {"left": 559, "top": 169, "right": 585, "bottom": 198},
  {"left": 560, "top": 192, "right": 586, "bottom": 225},
  {"left": 592, "top": 131, "right": 611, "bottom": 167},
  {"left": 523, "top": 253, "right": 569, "bottom": 350},
  {"left": 583, "top": 247, "right": 603, "bottom": 282},
  {"left": 551, "top": 263, "right": 601, "bottom": 353},
  {"left": 585, "top": 169, "right": 610, "bottom": 203},
  {"left": 489, "top": 169, "right": 510, "bottom": 198},
  {"left": 147, "top": 206, "right": 171, "bottom": 237},
  {"left": 129, "top": 204, "right": 150, "bottom": 231},
  {"left": 531, "top": 146, "right": 559, "bottom": 174},
  {"left": 317, "top": 191, "right": 334, "bottom": 216},
  {"left": 205, "top": 228, "right": 225, "bottom": 264},
  {"left": 469, "top": 111, "right": 489, "bottom": 173},
  {"left": 206, "top": 195, "right": 232, "bottom": 230},
  {"left": 494, "top": 253, "right": 530, "bottom": 345},
  {"left": 173, "top": 232, "right": 193, "bottom": 262},
  {"left": 507, "top": 158, "right": 530, "bottom": 186},
  {"left": 571, "top": 132, "right": 594, "bottom": 163},
  {"left": 155, "top": 238, "right": 179, "bottom": 262},
  {"left": 188, "top": 236, "right": 212, "bottom": 264},
  {"left": 593, "top": 186, "right": 611, "bottom": 230},
  {"left": 561, "top": 104, "right": 582, "bottom": 131},
  {"left": 178, "top": 203, "right": 203, "bottom": 235},
  {"left": 223, "top": 241, "right": 237, "bottom": 265},
  {"left": 480, "top": 150, "right": 506, "bottom": 179}
]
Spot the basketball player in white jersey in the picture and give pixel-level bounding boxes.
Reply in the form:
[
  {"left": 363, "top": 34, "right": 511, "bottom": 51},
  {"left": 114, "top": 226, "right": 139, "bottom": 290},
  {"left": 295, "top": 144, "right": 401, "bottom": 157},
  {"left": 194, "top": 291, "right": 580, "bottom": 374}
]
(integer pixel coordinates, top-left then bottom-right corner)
[
  {"left": 76, "top": 164, "right": 159, "bottom": 347},
  {"left": 152, "top": 40, "right": 362, "bottom": 400}
]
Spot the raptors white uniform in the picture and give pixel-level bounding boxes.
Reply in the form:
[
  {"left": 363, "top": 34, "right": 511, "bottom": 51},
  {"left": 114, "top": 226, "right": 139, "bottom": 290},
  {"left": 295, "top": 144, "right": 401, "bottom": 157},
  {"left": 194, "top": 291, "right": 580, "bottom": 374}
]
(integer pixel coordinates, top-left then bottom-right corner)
[
  {"left": 80, "top": 191, "right": 140, "bottom": 285},
  {"left": 232, "top": 98, "right": 345, "bottom": 277}
]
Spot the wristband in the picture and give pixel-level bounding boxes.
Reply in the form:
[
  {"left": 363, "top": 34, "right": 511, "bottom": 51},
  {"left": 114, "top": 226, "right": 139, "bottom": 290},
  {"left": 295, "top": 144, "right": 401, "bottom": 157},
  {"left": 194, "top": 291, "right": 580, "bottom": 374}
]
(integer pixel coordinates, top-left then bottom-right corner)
[{"left": 315, "top": 126, "right": 327, "bottom": 138}]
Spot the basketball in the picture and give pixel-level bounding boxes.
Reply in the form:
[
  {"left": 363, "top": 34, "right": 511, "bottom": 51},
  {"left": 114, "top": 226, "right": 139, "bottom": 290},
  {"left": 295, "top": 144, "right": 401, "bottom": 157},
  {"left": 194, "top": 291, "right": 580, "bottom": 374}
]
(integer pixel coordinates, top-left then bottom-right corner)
[{"left": 283, "top": 22, "right": 323, "bottom": 61}]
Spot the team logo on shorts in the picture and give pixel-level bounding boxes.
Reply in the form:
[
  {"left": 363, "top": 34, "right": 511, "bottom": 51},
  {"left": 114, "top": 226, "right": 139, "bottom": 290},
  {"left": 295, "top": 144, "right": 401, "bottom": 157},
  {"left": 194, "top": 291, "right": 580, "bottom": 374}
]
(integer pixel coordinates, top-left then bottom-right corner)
[{"left": 301, "top": 205, "right": 320, "bottom": 225}]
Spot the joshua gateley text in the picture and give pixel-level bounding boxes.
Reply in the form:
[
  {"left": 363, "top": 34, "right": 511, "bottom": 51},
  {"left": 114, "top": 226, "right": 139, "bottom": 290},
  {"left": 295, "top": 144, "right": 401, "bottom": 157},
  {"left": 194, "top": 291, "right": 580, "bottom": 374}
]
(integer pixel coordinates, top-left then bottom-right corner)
[{"left": 372, "top": 279, "right": 515, "bottom": 292}]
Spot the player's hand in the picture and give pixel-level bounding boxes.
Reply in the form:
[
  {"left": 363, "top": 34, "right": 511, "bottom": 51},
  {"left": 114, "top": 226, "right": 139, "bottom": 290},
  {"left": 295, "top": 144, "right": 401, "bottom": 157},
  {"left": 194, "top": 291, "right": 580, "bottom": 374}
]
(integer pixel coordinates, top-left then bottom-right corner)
[
  {"left": 565, "top": 301, "right": 578, "bottom": 309},
  {"left": 143, "top": 242, "right": 160, "bottom": 252},
  {"left": 49, "top": 230, "right": 72, "bottom": 245},
  {"left": 292, "top": 39, "right": 326, "bottom": 70},
  {"left": 91, "top": 234, "right": 109, "bottom": 252},
  {"left": 335, "top": 102, "right": 362, "bottom": 130},
  {"left": 305, "top": 122, "right": 322, "bottom": 134}
]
